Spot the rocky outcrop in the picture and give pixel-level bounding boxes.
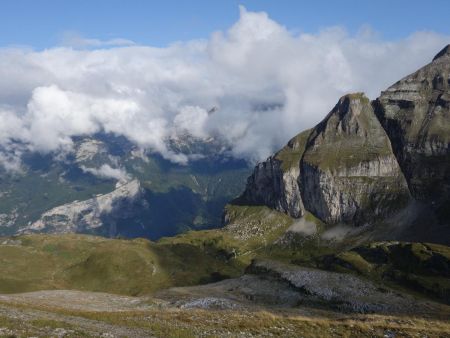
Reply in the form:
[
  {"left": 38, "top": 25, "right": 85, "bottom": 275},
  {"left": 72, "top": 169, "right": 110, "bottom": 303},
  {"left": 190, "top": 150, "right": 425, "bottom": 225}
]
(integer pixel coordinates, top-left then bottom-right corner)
[
  {"left": 374, "top": 44, "right": 450, "bottom": 202},
  {"left": 244, "top": 259, "right": 420, "bottom": 313},
  {"left": 22, "top": 180, "right": 143, "bottom": 236},
  {"left": 75, "top": 139, "right": 107, "bottom": 163},
  {"left": 233, "top": 45, "right": 450, "bottom": 228},
  {"left": 301, "top": 94, "right": 410, "bottom": 225},
  {"left": 238, "top": 129, "right": 311, "bottom": 218},
  {"left": 237, "top": 94, "right": 410, "bottom": 226}
]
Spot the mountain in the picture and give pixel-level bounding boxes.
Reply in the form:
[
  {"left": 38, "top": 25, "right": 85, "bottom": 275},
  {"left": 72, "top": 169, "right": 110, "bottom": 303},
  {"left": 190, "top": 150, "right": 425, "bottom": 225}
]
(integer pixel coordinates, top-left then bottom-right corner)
[
  {"left": 0, "top": 46, "right": 449, "bottom": 337},
  {"left": 22, "top": 180, "right": 143, "bottom": 236},
  {"left": 229, "top": 45, "right": 450, "bottom": 245},
  {"left": 0, "top": 133, "right": 251, "bottom": 239}
]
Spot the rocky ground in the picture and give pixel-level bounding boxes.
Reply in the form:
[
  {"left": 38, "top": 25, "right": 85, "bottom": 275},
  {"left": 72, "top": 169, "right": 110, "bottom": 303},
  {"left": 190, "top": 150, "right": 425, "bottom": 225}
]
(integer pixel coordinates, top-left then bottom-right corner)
[
  {"left": 0, "top": 261, "right": 449, "bottom": 337},
  {"left": 158, "top": 259, "right": 448, "bottom": 315}
]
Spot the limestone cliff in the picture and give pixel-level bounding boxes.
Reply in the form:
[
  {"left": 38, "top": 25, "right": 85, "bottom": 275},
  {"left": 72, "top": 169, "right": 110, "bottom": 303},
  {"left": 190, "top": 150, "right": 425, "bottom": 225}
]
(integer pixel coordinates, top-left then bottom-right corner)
[
  {"left": 301, "top": 94, "right": 410, "bottom": 225},
  {"left": 233, "top": 45, "right": 450, "bottom": 230},
  {"left": 238, "top": 129, "right": 311, "bottom": 218},
  {"left": 22, "top": 180, "right": 144, "bottom": 236},
  {"left": 374, "top": 44, "right": 450, "bottom": 203}
]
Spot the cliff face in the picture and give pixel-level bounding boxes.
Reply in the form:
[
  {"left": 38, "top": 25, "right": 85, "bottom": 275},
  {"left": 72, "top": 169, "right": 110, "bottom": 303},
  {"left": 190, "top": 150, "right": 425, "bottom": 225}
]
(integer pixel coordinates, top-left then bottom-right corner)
[
  {"left": 239, "top": 129, "right": 311, "bottom": 218},
  {"left": 301, "top": 94, "right": 410, "bottom": 225},
  {"left": 374, "top": 45, "right": 450, "bottom": 203},
  {"left": 22, "top": 180, "right": 144, "bottom": 236},
  {"left": 235, "top": 45, "right": 450, "bottom": 228}
]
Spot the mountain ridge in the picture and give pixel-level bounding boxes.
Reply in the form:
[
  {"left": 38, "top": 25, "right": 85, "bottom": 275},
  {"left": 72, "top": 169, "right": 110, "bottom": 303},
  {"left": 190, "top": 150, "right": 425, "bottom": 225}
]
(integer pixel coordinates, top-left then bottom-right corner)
[
  {"left": 0, "top": 133, "right": 251, "bottom": 239},
  {"left": 229, "top": 45, "right": 450, "bottom": 245}
]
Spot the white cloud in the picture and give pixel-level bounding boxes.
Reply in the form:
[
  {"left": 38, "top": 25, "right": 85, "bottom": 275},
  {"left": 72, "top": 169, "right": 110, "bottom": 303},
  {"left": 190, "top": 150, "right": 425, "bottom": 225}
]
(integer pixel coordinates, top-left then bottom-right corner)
[
  {"left": 174, "top": 105, "right": 209, "bottom": 138},
  {"left": 80, "top": 164, "right": 131, "bottom": 183},
  {"left": 0, "top": 109, "right": 26, "bottom": 144},
  {"left": 0, "top": 6, "right": 448, "bottom": 171},
  {"left": 0, "top": 151, "right": 22, "bottom": 173}
]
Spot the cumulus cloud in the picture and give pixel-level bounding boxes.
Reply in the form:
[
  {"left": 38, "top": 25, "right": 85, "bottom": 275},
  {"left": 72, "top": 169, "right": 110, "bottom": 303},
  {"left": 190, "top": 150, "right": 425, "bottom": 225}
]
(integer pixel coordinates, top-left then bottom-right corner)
[
  {"left": 0, "top": 6, "right": 448, "bottom": 170},
  {"left": 80, "top": 164, "right": 131, "bottom": 183},
  {"left": 173, "top": 105, "right": 209, "bottom": 138}
]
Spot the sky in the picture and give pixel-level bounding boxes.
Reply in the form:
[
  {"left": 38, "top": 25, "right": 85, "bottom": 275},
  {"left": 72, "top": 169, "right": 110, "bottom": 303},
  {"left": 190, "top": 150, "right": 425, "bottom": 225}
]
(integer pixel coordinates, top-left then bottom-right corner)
[
  {"left": 0, "top": 1, "right": 449, "bottom": 173},
  {"left": 1, "top": 0, "right": 450, "bottom": 49}
]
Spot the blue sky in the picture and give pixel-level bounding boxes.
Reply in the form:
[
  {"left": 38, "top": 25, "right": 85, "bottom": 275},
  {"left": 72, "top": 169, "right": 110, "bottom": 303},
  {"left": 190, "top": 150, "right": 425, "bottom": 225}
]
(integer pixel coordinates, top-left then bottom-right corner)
[{"left": 1, "top": 0, "right": 449, "bottom": 49}]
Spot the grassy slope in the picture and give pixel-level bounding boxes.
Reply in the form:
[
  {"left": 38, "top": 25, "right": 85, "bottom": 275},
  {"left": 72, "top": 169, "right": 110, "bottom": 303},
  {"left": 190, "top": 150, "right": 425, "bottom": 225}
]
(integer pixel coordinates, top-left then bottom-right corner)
[
  {"left": 222, "top": 204, "right": 361, "bottom": 275},
  {"left": 0, "top": 204, "right": 336, "bottom": 297},
  {"left": 274, "top": 128, "right": 312, "bottom": 171},
  {"left": 0, "top": 200, "right": 298, "bottom": 296},
  {"left": 320, "top": 242, "right": 450, "bottom": 303},
  {"left": 0, "top": 233, "right": 246, "bottom": 296},
  {"left": 1, "top": 203, "right": 449, "bottom": 306},
  {"left": 224, "top": 205, "right": 450, "bottom": 304}
]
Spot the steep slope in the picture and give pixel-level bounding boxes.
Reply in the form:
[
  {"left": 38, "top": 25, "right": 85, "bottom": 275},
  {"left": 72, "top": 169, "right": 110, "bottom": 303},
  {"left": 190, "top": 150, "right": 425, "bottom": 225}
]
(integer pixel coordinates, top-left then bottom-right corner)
[
  {"left": 235, "top": 93, "right": 411, "bottom": 227},
  {"left": 238, "top": 129, "right": 311, "bottom": 218},
  {"left": 301, "top": 93, "right": 410, "bottom": 225},
  {"left": 229, "top": 45, "right": 449, "bottom": 242},
  {"left": 374, "top": 45, "right": 450, "bottom": 202}
]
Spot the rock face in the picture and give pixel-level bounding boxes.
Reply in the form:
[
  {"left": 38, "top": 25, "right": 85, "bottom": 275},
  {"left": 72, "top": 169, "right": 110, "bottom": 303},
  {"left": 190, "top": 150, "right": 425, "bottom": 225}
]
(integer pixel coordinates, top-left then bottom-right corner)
[
  {"left": 235, "top": 45, "right": 450, "bottom": 228},
  {"left": 238, "top": 94, "right": 411, "bottom": 226},
  {"left": 374, "top": 44, "right": 450, "bottom": 202},
  {"left": 238, "top": 129, "right": 310, "bottom": 218},
  {"left": 22, "top": 180, "right": 143, "bottom": 236},
  {"left": 301, "top": 94, "right": 410, "bottom": 224}
]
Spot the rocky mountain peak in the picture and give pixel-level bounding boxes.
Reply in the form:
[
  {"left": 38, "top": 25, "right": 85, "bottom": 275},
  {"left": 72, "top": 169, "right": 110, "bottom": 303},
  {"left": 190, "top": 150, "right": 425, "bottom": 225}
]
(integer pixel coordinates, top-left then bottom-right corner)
[
  {"left": 232, "top": 45, "right": 449, "bottom": 239},
  {"left": 237, "top": 90, "right": 410, "bottom": 226},
  {"left": 300, "top": 91, "right": 410, "bottom": 225},
  {"left": 375, "top": 45, "right": 449, "bottom": 201},
  {"left": 432, "top": 44, "right": 450, "bottom": 61},
  {"left": 337, "top": 92, "right": 369, "bottom": 111},
  {"left": 316, "top": 92, "right": 373, "bottom": 140}
]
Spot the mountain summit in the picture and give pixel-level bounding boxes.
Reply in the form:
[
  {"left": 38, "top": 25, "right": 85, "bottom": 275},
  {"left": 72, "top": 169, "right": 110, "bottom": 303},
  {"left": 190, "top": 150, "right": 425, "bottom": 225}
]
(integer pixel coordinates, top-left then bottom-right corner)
[
  {"left": 433, "top": 43, "right": 450, "bottom": 61},
  {"left": 231, "top": 45, "right": 450, "bottom": 244}
]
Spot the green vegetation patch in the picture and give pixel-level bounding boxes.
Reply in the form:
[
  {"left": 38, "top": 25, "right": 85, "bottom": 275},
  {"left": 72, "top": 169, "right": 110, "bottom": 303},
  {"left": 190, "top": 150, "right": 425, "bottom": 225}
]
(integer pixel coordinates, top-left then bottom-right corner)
[
  {"left": 302, "top": 93, "right": 394, "bottom": 171},
  {"left": 0, "top": 233, "right": 247, "bottom": 296},
  {"left": 223, "top": 204, "right": 294, "bottom": 251},
  {"left": 275, "top": 129, "right": 312, "bottom": 171},
  {"left": 319, "top": 241, "right": 450, "bottom": 303}
]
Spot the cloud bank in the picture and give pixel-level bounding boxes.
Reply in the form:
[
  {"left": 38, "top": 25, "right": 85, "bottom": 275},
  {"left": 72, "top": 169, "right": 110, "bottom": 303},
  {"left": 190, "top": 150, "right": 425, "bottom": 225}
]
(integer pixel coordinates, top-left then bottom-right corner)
[
  {"left": 80, "top": 164, "right": 131, "bottom": 184},
  {"left": 0, "top": 6, "right": 448, "bottom": 170}
]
